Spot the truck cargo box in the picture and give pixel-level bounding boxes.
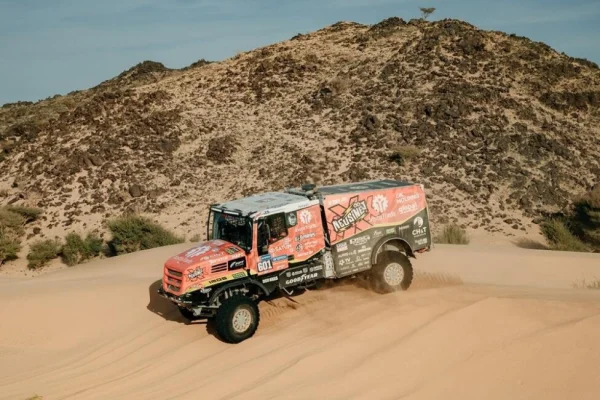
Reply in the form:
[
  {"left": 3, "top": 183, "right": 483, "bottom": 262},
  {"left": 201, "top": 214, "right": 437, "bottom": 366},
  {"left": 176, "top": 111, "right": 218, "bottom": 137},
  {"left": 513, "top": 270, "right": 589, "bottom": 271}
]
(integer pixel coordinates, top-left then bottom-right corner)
[{"left": 315, "top": 179, "right": 431, "bottom": 277}]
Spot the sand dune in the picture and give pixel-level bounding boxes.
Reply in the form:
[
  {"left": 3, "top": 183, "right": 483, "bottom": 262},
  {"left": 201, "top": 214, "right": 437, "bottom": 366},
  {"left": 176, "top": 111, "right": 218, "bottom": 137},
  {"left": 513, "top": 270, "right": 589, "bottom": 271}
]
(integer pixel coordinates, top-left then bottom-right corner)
[{"left": 1, "top": 244, "right": 600, "bottom": 400}]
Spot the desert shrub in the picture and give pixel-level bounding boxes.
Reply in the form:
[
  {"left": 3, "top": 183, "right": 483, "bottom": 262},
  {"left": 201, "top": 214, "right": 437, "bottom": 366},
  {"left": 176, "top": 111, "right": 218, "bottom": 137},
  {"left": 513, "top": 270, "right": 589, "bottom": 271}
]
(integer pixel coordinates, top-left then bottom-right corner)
[
  {"left": 571, "top": 187, "right": 600, "bottom": 250},
  {"left": 514, "top": 237, "right": 549, "bottom": 250},
  {"left": 106, "top": 215, "right": 184, "bottom": 256},
  {"left": 0, "top": 207, "right": 28, "bottom": 265},
  {"left": 540, "top": 219, "right": 589, "bottom": 252},
  {"left": 572, "top": 278, "right": 600, "bottom": 290},
  {"left": 389, "top": 145, "right": 421, "bottom": 165},
  {"left": 189, "top": 233, "right": 202, "bottom": 242},
  {"left": 541, "top": 187, "right": 600, "bottom": 252},
  {"left": 434, "top": 223, "right": 470, "bottom": 244},
  {"left": 0, "top": 232, "right": 21, "bottom": 265},
  {"left": 27, "top": 239, "right": 62, "bottom": 270},
  {"left": 6, "top": 205, "right": 43, "bottom": 223},
  {"left": 0, "top": 207, "right": 26, "bottom": 236},
  {"left": 61, "top": 232, "right": 104, "bottom": 266}
]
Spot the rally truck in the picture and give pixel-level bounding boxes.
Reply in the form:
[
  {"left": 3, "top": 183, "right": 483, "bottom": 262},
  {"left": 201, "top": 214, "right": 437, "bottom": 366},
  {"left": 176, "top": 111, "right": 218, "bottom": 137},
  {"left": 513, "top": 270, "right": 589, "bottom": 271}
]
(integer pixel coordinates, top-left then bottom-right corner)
[{"left": 157, "top": 179, "right": 432, "bottom": 343}]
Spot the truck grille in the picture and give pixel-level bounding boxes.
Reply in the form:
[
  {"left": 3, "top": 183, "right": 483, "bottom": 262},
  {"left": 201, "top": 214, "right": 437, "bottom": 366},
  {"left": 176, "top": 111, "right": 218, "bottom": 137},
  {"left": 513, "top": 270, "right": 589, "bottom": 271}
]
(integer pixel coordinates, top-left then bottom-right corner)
[
  {"left": 167, "top": 276, "right": 181, "bottom": 285},
  {"left": 211, "top": 263, "right": 227, "bottom": 273},
  {"left": 167, "top": 268, "right": 182, "bottom": 278}
]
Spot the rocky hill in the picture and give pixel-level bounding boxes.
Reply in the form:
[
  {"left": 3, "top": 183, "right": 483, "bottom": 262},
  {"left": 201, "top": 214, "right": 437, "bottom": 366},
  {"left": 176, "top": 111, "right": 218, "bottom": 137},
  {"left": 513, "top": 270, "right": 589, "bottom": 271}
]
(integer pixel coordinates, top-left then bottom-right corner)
[{"left": 1, "top": 17, "right": 599, "bottom": 247}]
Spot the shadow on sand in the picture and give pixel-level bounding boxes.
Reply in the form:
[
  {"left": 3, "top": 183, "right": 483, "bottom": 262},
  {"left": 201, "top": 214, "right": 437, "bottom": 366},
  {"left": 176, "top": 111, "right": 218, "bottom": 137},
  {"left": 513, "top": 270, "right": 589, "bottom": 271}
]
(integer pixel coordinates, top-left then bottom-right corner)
[{"left": 146, "top": 279, "right": 218, "bottom": 338}]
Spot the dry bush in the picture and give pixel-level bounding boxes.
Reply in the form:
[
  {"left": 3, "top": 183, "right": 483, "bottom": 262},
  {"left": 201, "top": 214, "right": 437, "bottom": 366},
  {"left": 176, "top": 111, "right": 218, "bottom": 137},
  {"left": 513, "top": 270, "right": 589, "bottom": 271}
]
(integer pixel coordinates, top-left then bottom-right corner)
[
  {"left": 106, "top": 214, "right": 184, "bottom": 256},
  {"left": 434, "top": 223, "right": 470, "bottom": 245},
  {"left": 27, "top": 239, "right": 62, "bottom": 270},
  {"left": 0, "top": 232, "right": 20, "bottom": 265},
  {"left": 541, "top": 219, "right": 590, "bottom": 252},
  {"left": 5, "top": 205, "right": 43, "bottom": 223},
  {"left": 572, "top": 278, "right": 600, "bottom": 290},
  {"left": 61, "top": 232, "right": 104, "bottom": 266},
  {"left": 514, "top": 237, "right": 549, "bottom": 250},
  {"left": 388, "top": 145, "right": 421, "bottom": 166}
]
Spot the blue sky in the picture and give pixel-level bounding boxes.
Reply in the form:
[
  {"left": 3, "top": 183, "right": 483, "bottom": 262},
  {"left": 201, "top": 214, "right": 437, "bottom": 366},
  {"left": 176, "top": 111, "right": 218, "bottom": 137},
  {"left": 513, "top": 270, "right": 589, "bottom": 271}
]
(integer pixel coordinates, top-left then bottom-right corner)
[{"left": 1, "top": 0, "right": 599, "bottom": 105}]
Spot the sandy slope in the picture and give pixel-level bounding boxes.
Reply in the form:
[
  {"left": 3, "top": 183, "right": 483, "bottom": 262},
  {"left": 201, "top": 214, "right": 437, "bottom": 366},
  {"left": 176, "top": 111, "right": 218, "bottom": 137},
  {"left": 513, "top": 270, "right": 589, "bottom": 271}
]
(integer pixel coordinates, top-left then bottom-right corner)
[{"left": 1, "top": 244, "right": 600, "bottom": 400}]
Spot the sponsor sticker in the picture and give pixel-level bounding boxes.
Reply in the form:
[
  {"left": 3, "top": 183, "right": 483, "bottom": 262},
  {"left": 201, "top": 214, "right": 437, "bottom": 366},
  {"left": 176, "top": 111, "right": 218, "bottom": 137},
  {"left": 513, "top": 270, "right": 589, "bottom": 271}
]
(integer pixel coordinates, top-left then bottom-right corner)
[
  {"left": 336, "top": 242, "right": 348, "bottom": 252},
  {"left": 412, "top": 216, "right": 427, "bottom": 237},
  {"left": 415, "top": 238, "right": 428, "bottom": 246},
  {"left": 398, "top": 203, "right": 418, "bottom": 214},
  {"left": 262, "top": 276, "right": 278, "bottom": 284},
  {"left": 208, "top": 276, "right": 227, "bottom": 285},
  {"left": 349, "top": 235, "right": 370, "bottom": 246},
  {"left": 224, "top": 246, "right": 240, "bottom": 255},
  {"left": 386, "top": 227, "right": 396, "bottom": 235},
  {"left": 295, "top": 232, "right": 316, "bottom": 241},
  {"left": 185, "top": 245, "right": 210, "bottom": 258},
  {"left": 396, "top": 192, "right": 420, "bottom": 204},
  {"left": 332, "top": 200, "right": 369, "bottom": 233},
  {"left": 186, "top": 266, "right": 204, "bottom": 281},
  {"left": 299, "top": 210, "right": 312, "bottom": 224},
  {"left": 372, "top": 195, "right": 389, "bottom": 214},
  {"left": 284, "top": 272, "right": 319, "bottom": 286},
  {"left": 228, "top": 257, "right": 246, "bottom": 270}
]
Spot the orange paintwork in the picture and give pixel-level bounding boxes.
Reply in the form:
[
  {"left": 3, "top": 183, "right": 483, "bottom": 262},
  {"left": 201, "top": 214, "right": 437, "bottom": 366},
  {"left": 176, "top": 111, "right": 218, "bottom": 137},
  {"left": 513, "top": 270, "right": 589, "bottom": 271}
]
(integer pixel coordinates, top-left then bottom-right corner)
[
  {"left": 322, "top": 184, "right": 427, "bottom": 244},
  {"left": 163, "top": 240, "right": 246, "bottom": 295}
]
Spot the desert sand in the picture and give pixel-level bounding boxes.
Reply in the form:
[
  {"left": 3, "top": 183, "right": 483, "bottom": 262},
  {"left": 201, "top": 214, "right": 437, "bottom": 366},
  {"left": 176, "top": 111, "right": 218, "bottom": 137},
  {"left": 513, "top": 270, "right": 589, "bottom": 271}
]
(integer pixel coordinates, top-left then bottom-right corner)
[{"left": 1, "top": 243, "right": 600, "bottom": 400}]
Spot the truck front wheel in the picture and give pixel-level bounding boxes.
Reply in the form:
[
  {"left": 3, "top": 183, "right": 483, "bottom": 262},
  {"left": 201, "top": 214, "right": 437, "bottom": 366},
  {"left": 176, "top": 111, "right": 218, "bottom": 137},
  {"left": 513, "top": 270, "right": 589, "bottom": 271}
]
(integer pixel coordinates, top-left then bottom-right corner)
[
  {"left": 214, "top": 295, "right": 260, "bottom": 343},
  {"left": 371, "top": 251, "right": 413, "bottom": 293}
]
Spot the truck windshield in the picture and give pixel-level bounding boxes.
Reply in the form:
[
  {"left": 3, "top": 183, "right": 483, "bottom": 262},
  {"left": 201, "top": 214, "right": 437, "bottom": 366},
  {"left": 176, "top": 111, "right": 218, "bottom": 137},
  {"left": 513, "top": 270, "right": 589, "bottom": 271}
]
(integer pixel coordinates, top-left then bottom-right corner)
[{"left": 211, "top": 212, "right": 252, "bottom": 252}]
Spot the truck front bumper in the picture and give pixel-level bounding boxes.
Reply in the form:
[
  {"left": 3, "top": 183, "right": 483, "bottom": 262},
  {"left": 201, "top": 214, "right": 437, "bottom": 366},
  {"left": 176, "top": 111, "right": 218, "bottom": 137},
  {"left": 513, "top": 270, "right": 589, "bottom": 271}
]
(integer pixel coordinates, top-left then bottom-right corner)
[
  {"left": 157, "top": 285, "right": 219, "bottom": 318},
  {"left": 157, "top": 285, "right": 192, "bottom": 306}
]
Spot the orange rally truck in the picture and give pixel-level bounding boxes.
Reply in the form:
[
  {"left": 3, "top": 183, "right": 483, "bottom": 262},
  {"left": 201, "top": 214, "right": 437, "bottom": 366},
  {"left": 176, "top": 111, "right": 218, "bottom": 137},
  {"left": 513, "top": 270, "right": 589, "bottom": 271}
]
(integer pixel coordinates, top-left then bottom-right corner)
[{"left": 157, "top": 179, "right": 432, "bottom": 343}]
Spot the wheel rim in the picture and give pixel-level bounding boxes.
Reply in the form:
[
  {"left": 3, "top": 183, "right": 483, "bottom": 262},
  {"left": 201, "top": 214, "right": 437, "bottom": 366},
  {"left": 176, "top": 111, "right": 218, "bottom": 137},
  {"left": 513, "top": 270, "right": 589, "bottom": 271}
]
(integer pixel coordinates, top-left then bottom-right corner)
[
  {"left": 383, "top": 262, "right": 404, "bottom": 286},
  {"left": 232, "top": 307, "right": 253, "bottom": 333}
]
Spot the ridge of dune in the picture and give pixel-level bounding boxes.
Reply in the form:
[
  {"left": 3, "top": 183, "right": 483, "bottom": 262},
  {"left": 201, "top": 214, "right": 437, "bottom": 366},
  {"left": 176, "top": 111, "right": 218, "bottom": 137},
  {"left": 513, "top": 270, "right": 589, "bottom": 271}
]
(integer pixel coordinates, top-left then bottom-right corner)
[{"left": 1, "top": 244, "right": 599, "bottom": 400}]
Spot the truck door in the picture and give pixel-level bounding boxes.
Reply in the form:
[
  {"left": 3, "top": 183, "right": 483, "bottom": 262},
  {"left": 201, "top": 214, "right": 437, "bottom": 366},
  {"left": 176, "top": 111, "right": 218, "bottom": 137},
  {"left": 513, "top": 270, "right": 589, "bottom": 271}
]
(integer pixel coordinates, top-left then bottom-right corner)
[{"left": 255, "top": 213, "right": 291, "bottom": 275}]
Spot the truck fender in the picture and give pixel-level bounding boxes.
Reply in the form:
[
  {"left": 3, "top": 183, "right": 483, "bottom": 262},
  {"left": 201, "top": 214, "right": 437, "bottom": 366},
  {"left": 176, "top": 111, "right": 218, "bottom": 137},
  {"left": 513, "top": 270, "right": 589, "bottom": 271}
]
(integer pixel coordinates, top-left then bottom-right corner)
[
  {"left": 208, "top": 278, "right": 270, "bottom": 304},
  {"left": 371, "top": 236, "right": 415, "bottom": 265}
]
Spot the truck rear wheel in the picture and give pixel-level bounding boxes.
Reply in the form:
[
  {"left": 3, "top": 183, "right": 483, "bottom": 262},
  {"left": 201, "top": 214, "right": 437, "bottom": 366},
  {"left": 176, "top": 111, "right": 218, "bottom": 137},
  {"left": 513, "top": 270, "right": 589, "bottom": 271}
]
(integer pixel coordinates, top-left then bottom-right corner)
[
  {"left": 214, "top": 295, "right": 260, "bottom": 343},
  {"left": 371, "top": 251, "right": 413, "bottom": 293}
]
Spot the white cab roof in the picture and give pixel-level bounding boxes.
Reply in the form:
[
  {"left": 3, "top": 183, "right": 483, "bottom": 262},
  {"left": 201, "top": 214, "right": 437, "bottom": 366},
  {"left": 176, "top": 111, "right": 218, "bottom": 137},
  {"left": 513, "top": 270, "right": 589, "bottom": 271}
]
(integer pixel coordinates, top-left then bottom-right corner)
[{"left": 212, "top": 191, "right": 318, "bottom": 218}]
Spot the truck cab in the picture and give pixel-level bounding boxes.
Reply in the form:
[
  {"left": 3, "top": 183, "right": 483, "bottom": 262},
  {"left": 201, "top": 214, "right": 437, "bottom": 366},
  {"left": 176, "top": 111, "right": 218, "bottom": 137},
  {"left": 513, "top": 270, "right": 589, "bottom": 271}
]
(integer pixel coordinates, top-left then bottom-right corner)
[{"left": 161, "top": 191, "right": 327, "bottom": 300}]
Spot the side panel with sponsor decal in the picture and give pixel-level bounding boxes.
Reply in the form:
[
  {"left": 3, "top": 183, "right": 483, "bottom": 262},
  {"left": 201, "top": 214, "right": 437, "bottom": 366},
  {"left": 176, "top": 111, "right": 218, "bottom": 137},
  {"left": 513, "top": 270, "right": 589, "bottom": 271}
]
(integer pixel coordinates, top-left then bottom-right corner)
[
  {"left": 331, "top": 207, "right": 431, "bottom": 277},
  {"left": 278, "top": 263, "right": 325, "bottom": 288},
  {"left": 321, "top": 184, "right": 428, "bottom": 245}
]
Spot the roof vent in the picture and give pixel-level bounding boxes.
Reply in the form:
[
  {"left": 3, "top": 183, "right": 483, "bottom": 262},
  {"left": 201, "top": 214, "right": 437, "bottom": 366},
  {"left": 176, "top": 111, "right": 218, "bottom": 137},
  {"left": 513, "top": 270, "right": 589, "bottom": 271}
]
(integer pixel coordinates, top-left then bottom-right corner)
[{"left": 301, "top": 183, "right": 317, "bottom": 192}]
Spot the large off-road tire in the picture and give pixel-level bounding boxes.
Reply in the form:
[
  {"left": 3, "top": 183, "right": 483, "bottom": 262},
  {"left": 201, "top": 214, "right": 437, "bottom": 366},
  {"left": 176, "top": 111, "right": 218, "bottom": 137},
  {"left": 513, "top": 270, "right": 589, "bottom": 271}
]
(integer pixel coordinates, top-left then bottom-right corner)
[
  {"left": 214, "top": 295, "right": 260, "bottom": 344},
  {"left": 370, "top": 250, "right": 413, "bottom": 294}
]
